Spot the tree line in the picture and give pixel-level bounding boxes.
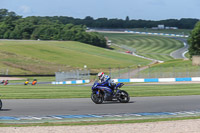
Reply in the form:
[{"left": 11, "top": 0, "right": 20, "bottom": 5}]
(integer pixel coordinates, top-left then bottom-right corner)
[
  {"left": 0, "top": 9, "right": 107, "bottom": 48},
  {"left": 0, "top": 9, "right": 199, "bottom": 49},
  {"left": 44, "top": 16, "right": 199, "bottom": 29}
]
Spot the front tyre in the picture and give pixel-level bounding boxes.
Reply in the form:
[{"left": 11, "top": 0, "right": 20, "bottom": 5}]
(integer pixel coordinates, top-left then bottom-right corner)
[
  {"left": 0, "top": 100, "right": 2, "bottom": 110},
  {"left": 117, "top": 90, "right": 130, "bottom": 103},
  {"left": 91, "top": 93, "right": 103, "bottom": 104}
]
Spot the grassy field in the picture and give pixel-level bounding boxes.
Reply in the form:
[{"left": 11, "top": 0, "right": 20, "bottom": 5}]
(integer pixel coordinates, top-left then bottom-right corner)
[
  {"left": 149, "top": 59, "right": 194, "bottom": 67},
  {"left": 145, "top": 59, "right": 199, "bottom": 72},
  {"left": 102, "top": 33, "right": 184, "bottom": 61},
  {"left": 1, "top": 83, "right": 200, "bottom": 99},
  {"left": 0, "top": 40, "right": 151, "bottom": 75},
  {"left": 136, "top": 59, "right": 200, "bottom": 78}
]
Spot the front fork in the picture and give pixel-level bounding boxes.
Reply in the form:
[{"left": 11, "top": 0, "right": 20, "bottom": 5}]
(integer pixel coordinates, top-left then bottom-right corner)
[
  {"left": 113, "top": 89, "right": 120, "bottom": 98},
  {"left": 95, "top": 90, "right": 101, "bottom": 97}
]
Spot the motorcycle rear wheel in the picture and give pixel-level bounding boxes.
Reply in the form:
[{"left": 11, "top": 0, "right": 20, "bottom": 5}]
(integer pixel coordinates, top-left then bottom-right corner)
[
  {"left": 91, "top": 93, "right": 103, "bottom": 104},
  {"left": 117, "top": 90, "right": 130, "bottom": 103},
  {"left": 0, "top": 99, "right": 2, "bottom": 110}
]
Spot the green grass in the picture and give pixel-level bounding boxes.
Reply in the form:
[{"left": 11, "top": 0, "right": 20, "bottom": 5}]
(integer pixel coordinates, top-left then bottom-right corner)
[
  {"left": 102, "top": 33, "right": 184, "bottom": 61},
  {"left": 144, "top": 59, "right": 199, "bottom": 72},
  {"left": 137, "top": 59, "right": 200, "bottom": 78},
  {"left": 150, "top": 59, "right": 194, "bottom": 67},
  {"left": 0, "top": 40, "right": 151, "bottom": 75},
  {"left": 185, "top": 51, "right": 190, "bottom": 58},
  {"left": 1, "top": 83, "right": 200, "bottom": 99}
]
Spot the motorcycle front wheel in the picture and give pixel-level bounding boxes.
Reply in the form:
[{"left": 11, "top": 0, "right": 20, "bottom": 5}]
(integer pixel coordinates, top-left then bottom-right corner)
[
  {"left": 0, "top": 99, "right": 2, "bottom": 110},
  {"left": 91, "top": 93, "right": 103, "bottom": 104},
  {"left": 117, "top": 90, "right": 130, "bottom": 103}
]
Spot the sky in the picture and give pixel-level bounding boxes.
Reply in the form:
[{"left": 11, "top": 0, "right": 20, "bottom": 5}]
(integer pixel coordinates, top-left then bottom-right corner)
[{"left": 0, "top": 0, "right": 200, "bottom": 20}]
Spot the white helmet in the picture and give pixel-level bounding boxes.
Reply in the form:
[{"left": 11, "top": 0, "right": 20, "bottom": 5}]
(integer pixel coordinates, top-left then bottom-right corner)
[{"left": 98, "top": 72, "right": 104, "bottom": 80}]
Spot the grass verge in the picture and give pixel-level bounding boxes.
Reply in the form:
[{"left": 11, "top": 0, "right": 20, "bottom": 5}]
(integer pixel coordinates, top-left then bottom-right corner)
[
  {"left": 0, "top": 116, "right": 200, "bottom": 127},
  {"left": 1, "top": 83, "right": 200, "bottom": 99}
]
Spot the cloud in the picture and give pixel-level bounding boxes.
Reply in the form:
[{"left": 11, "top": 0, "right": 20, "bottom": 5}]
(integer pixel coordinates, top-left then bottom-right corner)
[{"left": 18, "top": 5, "right": 32, "bottom": 14}]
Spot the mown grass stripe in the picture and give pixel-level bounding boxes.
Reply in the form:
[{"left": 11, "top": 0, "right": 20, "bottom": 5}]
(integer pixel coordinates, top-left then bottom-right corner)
[{"left": 103, "top": 33, "right": 184, "bottom": 61}]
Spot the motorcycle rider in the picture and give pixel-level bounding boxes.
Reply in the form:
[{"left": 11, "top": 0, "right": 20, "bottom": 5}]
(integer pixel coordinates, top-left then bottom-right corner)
[
  {"left": 97, "top": 72, "right": 116, "bottom": 91},
  {"left": 24, "top": 79, "right": 29, "bottom": 85}
]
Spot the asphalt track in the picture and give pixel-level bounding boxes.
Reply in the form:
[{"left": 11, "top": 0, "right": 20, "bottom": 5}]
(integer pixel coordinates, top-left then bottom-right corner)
[
  {"left": 1, "top": 95, "right": 200, "bottom": 117},
  {"left": 170, "top": 38, "right": 189, "bottom": 59}
]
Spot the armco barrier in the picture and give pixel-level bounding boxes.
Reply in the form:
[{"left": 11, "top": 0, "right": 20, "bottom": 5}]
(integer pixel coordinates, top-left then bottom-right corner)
[
  {"left": 52, "top": 79, "right": 90, "bottom": 85},
  {"left": 113, "top": 77, "right": 200, "bottom": 83}
]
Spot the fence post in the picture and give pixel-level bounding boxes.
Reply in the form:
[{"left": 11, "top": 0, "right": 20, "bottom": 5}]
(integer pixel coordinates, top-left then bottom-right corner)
[
  {"left": 6, "top": 69, "right": 9, "bottom": 75},
  {"left": 148, "top": 65, "right": 150, "bottom": 78},
  {"left": 159, "top": 66, "right": 161, "bottom": 78},
  {"left": 137, "top": 65, "right": 140, "bottom": 78},
  {"left": 109, "top": 67, "right": 112, "bottom": 78},
  {"left": 173, "top": 66, "right": 175, "bottom": 78},
  {"left": 118, "top": 67, "right": 120, "bottom": 78},
  {"left": 76, "top": 69, "right": 79, "bottom": 80},
  {"left": 88, "top": 69, "right": 90, "bottom": 79},
  {"left": 186, "top": 65, "right": 189, "bottom": 77},
  {"left": 199, "top": 65, "right": 200, "bottom": 77},
  {"left": 199, "top": 66, "right": 200, "bottom": 77},
  {"left": 128, "top": 67, "right": 130, "bottom": 79}
]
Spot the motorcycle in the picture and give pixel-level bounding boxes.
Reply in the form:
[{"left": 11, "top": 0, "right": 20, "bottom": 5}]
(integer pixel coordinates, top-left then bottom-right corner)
[
  {"left": 91, "top": 81, "right": 130, "bottom": 104},
  {"left": 24, "top": 79, "right": 29, "bottom": 85}
]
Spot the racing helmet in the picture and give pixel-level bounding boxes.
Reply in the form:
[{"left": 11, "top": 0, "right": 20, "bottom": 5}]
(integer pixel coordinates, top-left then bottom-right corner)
[{"left": 98, "top": 72, "right": 104, "bottom": 80}]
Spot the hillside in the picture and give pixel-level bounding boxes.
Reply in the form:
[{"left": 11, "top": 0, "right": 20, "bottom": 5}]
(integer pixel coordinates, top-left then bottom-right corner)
[
  {"left": 0, "top": 40, "right": 151, "bottom": 75},
  {"left": 102, "top": 33, "right": 184, "bottom": 61}
]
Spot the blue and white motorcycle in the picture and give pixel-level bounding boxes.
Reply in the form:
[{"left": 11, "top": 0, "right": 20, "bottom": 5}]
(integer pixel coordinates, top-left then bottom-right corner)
[{"left": 91, "top": 81, "right": 130, "bottom": 104}]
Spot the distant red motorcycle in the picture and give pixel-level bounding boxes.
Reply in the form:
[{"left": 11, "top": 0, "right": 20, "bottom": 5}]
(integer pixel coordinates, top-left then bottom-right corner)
[{"left": 4, "top": 80, "right": 8, "bottom": 85}]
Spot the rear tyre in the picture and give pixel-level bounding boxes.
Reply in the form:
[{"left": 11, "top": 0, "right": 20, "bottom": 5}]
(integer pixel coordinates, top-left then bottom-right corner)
[
  {"left": 91, "top": 93, "right": 103, "bottom": 104},
  {"left": 0, "top": 100, "right": 2, "bottom": 110},
  {"left": 117, "top": 90, "right": 130, "bottom": 103}
]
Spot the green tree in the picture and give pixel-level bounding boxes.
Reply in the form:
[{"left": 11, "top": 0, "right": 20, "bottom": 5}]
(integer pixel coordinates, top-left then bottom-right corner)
[
  {"left": 3, "top": 30, "right": 11, "bottom": 38},
  {"left": 125, "top": 16, "right": 129, "bottom": 21},
  {"left": 0, "top": 22, "right": 8, "bottom": 38},
  {"left": 0, "top": 8, "right": 107, "bottom": 47},
  {"left": 188, "top": 21, "right": 200, "bottom": 58}
]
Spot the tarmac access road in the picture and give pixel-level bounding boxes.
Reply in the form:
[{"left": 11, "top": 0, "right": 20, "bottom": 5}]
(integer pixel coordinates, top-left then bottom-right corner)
[{"left": 1, "top": 95, "right": 200, "bottom": 117}]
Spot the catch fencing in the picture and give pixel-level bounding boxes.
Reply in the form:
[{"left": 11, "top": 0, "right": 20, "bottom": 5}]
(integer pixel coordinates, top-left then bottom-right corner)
[
  {"left": 55, "top": 66, "right": 200, "bottom": 82},
  {"left": 55, "top": 69, "right": 90, "bottom": 82},
  {"left": 0, "top": 69, "right": 9, "bottom": 75},
  {"left": 108, "top": 66, "right": 200, "bottom": 79}
]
